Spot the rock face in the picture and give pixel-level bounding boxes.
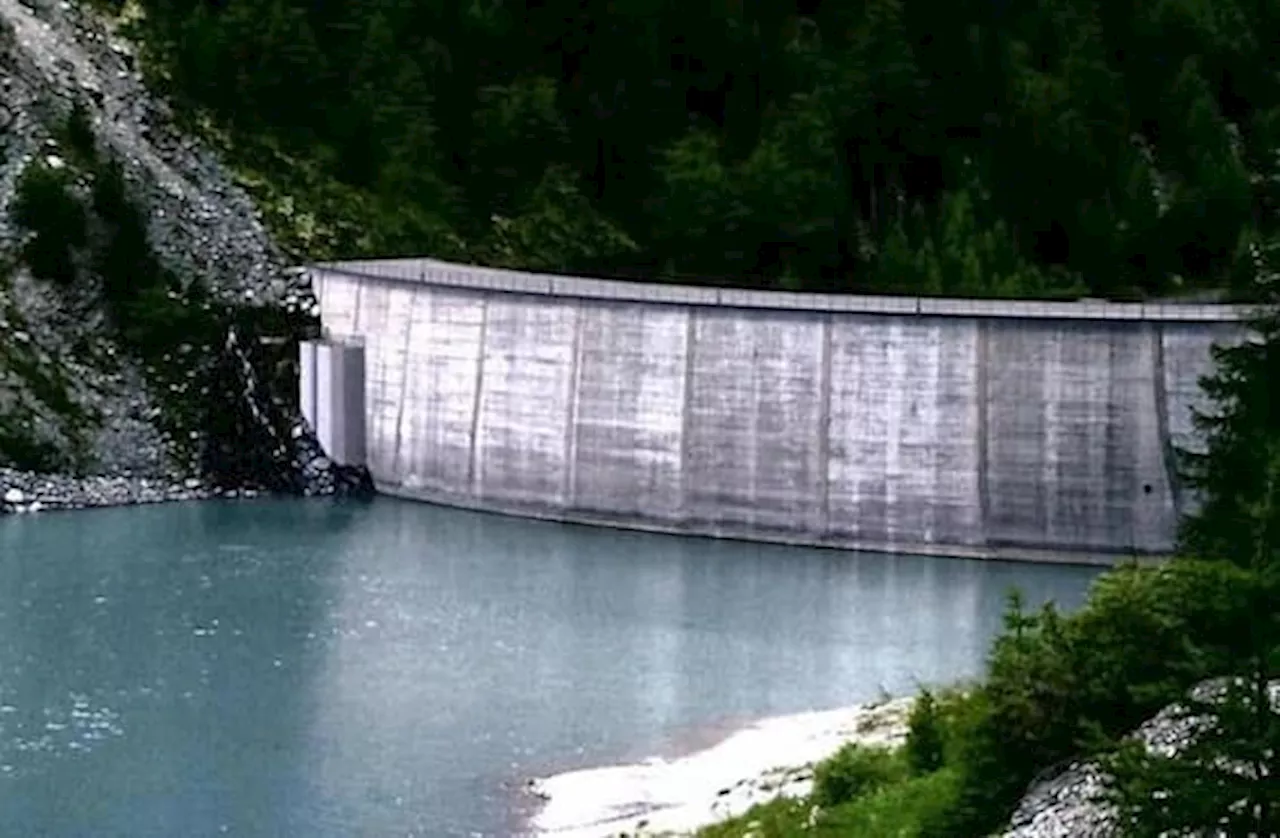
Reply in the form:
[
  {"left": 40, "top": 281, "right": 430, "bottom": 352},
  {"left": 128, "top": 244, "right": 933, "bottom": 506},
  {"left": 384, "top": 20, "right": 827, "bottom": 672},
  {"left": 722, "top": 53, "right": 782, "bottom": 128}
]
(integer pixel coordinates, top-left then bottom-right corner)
[
  {"left": 1001, "top": 679, "right": 1280, "bottom": 838},
  {"left": 0, "top": 0, "right": 370, "bottom": 509}
]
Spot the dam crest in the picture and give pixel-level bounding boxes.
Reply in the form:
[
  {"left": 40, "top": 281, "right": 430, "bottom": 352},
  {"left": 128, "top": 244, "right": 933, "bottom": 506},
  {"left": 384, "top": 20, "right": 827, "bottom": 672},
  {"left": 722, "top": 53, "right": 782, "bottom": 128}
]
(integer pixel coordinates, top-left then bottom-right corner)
[{"left": 302, "top": 257, "right": 1250, "bottom": 565}]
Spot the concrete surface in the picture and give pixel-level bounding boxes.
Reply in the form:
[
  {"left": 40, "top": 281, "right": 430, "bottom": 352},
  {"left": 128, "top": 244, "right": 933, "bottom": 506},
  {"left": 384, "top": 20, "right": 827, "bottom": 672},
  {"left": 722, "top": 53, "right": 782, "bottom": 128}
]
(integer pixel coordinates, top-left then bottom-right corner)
[
  {"left": 300, "top": 338, "right": 367, "bottom": 468},
  {"left": 305, "top": 258, "right": 1253, "bottom": 564}
]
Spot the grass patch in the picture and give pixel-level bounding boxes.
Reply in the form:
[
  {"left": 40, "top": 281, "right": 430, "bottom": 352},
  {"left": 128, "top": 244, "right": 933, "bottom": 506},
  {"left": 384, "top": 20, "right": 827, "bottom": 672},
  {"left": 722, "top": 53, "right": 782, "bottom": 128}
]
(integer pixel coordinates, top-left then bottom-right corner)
[
  {"left": 696, "top": 762, "right": 961, "bottom": 838},
  {"left": 695, "top": 701, "right": 970, "bottom": 838},
  {"left": 813, "top": 745, "right": 908, "bottom": 809},
  {"left": 697, "top": 796, "right": 814, "bottom": 838},
  {"left": 816, "top": 768, "right": 962, "bottom": 837}
]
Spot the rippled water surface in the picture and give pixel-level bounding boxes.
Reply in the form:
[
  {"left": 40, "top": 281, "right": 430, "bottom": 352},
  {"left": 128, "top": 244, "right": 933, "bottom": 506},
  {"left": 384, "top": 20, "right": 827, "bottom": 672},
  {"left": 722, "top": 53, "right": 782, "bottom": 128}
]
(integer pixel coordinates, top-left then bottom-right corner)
[{"left": 0, "top": 498, "right": 1102, "bottom": 837}]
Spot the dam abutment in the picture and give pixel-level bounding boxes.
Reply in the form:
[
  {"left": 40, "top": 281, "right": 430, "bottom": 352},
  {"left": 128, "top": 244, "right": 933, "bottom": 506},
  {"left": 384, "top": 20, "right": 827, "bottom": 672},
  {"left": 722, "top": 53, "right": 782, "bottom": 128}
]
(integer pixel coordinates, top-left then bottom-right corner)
[{"left": 304, "top": 257, "right": 1252, "bottom": 565}]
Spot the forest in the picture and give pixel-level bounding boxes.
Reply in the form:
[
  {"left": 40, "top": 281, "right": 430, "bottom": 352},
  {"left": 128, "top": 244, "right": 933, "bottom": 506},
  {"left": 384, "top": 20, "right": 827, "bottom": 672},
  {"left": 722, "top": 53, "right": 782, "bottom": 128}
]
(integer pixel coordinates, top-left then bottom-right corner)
[{"left": 115, "top": 0, "right": 1280, "bottom": 299}]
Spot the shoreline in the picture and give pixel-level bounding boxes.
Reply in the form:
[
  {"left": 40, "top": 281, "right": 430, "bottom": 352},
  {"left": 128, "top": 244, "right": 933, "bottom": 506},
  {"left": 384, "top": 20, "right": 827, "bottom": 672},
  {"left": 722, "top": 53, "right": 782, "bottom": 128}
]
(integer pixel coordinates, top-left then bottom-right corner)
[
  {"left": 0, "top": 466, "right": 242, "bottom": 514},
  {"left": 0, "top": 450, "right": 372, "bottom": 515},
  {"left": 525, "top": 695, "right": 916, "bottom": 838}
]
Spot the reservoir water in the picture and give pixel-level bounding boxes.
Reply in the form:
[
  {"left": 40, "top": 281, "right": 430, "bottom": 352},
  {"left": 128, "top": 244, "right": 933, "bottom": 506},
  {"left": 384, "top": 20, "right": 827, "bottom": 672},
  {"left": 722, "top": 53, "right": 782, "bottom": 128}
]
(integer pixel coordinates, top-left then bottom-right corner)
[{"left": 0, "top": 498, "right": 1101, "bottom": 837}]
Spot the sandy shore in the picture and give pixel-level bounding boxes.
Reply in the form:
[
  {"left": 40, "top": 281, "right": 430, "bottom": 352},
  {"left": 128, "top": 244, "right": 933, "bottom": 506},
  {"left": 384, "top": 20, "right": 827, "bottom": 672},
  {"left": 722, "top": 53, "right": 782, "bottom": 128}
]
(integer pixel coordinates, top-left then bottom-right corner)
[{"left": 526, "top": 696, "right": 915, "bottom": 838}]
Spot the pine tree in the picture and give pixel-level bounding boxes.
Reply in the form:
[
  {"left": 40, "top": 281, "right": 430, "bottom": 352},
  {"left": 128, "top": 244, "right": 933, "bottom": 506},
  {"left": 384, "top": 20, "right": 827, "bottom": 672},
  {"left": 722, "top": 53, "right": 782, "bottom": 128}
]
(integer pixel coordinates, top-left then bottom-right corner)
[
  {"left": 1108, "top": 435, "right": 1280, "bottom": 836},
  {"left": 1178, "top": 239, "right": 1280, "bottom": 568}
]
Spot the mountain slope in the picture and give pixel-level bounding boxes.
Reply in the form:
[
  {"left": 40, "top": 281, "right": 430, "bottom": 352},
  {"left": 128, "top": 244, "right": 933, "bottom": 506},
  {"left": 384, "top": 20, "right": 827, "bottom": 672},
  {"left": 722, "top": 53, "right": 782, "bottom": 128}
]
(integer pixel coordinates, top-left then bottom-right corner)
[{"left": 0, "top": 0, "right": 366, "bottom": 510}]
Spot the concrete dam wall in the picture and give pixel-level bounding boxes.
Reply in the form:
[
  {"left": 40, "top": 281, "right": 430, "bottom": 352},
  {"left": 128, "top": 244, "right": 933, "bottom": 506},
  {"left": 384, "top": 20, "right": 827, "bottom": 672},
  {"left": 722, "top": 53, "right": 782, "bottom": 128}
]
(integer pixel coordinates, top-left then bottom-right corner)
[{"left": 306, "top": 257, "right": 1250, "bottom": 564}]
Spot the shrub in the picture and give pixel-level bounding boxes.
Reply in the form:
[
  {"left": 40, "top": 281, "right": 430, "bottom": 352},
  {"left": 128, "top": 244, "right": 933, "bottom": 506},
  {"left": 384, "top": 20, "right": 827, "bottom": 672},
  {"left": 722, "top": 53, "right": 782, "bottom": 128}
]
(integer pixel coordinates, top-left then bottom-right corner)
[
  {"left": 696, "top": 796, "right": 812, "bottom": 838},
  {"left": 696, "top": 765, "right": 962, "bottom": 838},
  {"left": 922, "top": 559, "right": 1258, "bottom": 837},
  {"left": 905, "top": 689, "right": 945, "bottom": 775},
  {"left": 12, "top": 161, "right": 86, "bottom": 286},
  {"left": 0, "top": 414, "right": 70, "bottom": 473},
  {"left": 820, "top": 767, "right": 962, "bottom": 837},
  {"left": 812, "top": 744, "right": 906, "bottom": 809}
]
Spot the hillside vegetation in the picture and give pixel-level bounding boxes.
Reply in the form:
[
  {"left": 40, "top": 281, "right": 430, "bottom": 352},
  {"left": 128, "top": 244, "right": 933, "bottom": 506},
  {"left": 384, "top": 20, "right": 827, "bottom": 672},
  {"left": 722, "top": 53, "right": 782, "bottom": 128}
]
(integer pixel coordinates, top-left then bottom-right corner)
[{"left": 114, "top": 0, "right": 1280, "bottom": 298}]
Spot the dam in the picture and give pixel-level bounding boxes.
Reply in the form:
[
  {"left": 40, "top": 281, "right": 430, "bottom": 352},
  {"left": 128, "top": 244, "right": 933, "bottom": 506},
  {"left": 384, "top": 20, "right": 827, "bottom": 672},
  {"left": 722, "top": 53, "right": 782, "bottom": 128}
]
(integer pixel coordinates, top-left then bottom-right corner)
[{"left": 301, "top": 257, "right": 1250, "bottom": 564}]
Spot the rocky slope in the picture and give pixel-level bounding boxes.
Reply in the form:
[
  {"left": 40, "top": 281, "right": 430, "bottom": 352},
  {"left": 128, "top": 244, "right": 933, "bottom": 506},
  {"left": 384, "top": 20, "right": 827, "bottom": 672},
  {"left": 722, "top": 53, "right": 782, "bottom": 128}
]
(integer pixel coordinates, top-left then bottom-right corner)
[
  {"left": 0, "top": 0, "right": 368, "bottom": 510},
  {"left": 1001, "top": 678, "right": 1280, "bottom": 838}
]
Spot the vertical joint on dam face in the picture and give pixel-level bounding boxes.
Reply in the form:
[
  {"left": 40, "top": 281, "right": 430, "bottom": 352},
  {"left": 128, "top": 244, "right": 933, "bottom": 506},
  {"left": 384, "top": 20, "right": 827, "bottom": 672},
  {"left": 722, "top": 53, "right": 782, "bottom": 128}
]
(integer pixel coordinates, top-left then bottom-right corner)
[
  {"left": 975, "top": 318, "right": 991, "bottom": 531},
  {"left": 816, "top": 312, "right": 834, "bottom": 534},
  {"left": 305, "top": 257, "right": 1252, "bottom": 563},
  {"left": 300, "top": 338, "right": 367, "bottom": 468}
]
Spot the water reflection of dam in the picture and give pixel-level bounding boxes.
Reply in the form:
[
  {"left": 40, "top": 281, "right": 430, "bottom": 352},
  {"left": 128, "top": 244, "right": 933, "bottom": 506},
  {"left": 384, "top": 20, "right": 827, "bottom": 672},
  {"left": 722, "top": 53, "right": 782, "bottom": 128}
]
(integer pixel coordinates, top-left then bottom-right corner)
[{"left": 301, "top": 257, "right": 1248, "bottom": 564}]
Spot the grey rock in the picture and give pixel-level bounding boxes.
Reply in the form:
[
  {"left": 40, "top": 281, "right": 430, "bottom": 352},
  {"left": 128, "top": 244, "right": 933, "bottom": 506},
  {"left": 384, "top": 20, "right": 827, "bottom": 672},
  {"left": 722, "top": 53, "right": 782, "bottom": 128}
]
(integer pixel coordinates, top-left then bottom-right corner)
[
  {"left": 0, "top": 0, "right": 371, "bottom": 515},
  {"left": 1001, "top": 679, "right": 1280, "bottom": 838}
]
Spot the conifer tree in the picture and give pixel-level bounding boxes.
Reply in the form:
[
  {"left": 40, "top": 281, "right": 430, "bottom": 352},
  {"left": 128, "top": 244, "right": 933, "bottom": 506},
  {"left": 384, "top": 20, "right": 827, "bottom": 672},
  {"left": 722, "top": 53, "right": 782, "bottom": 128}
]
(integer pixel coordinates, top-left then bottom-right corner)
[
  {"left": 1109, "top": 256, "right": 1280, "bottom": 834},
  {"left": 1178, "top": 240, "right": 1280, "bottom": 568}
]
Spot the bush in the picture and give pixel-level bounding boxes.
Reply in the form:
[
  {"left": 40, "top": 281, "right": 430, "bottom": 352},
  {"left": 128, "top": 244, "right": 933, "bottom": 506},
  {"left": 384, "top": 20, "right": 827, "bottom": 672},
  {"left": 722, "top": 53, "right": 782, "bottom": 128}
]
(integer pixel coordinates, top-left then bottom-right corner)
[
  {"left": 12, "top": 161, "right": 87, "bottom": 286},
  {"left": 0, "top": 414, "right": 70, "bottom": 473},
  {"left": 820, "top": 767, "right": 962, "bottom": 837},
  {"left": 696, "top": 764, "right": 962, "bottom": 838},
  {"left": 905, "top": 689, "right": 945, "bottom": 775},
  {"left": 90, "top": 157, "right": 160, "bottom": 307},
  {"left": 922, "top": 559, "right": 1258, "bottom": 837},
  {"left": 55, "top": 101, "right": 97, "bottom": 167},
  {"left": 812, "top": 744, "right": 906, "bottom": 809},
  {"left": 696, "top": 796, "right": 812, "bottom": 838}
]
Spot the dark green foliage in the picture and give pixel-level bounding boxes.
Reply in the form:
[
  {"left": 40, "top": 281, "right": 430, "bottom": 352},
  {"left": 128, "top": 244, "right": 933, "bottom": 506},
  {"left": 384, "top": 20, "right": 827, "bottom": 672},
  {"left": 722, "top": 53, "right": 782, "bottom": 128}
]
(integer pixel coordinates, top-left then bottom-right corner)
[
  {"left": 479, "top": 165, "right": 639, "bottom": 274},
  {"left": 811, "top": 744, "right": 905, "bottom": 809},
  {"left": 905, "top": 689, "right": 945, "bottom": 775},
  {"left": 868, "top": 188, "right": 1088, "bottom": 298},
  {"left": 3, "top": 348, "right": 86, "bottom": 433},
  {"left": 1178, "top": 264, "right": 1280, "bottom": 566},
  {"left": 11, "top": 104, "right": 101, "bottom": 289},
  {"left": 1107, "top": 451, "right": 1280, "bottom": 836},
  {"left": 90, "top": 158, "right": 163, "bottom": 309},
  {"left": 1107, "top": 672, "right": 1280, "bottom": 837},
  {"left": 0, "top": 428, "right": 65, "bottom": 473},
  {"left": 118, "top": 0, "right": 1280, "bottom": 296},
  {"left": 12, "top": 161, "right": 86, "bottom": 286},
  {"left": 55, "top": 102, "right": 97, "bottom": 168},
  {"left": 922, "top": 561, "right": 1258, "bottom": 837}
]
